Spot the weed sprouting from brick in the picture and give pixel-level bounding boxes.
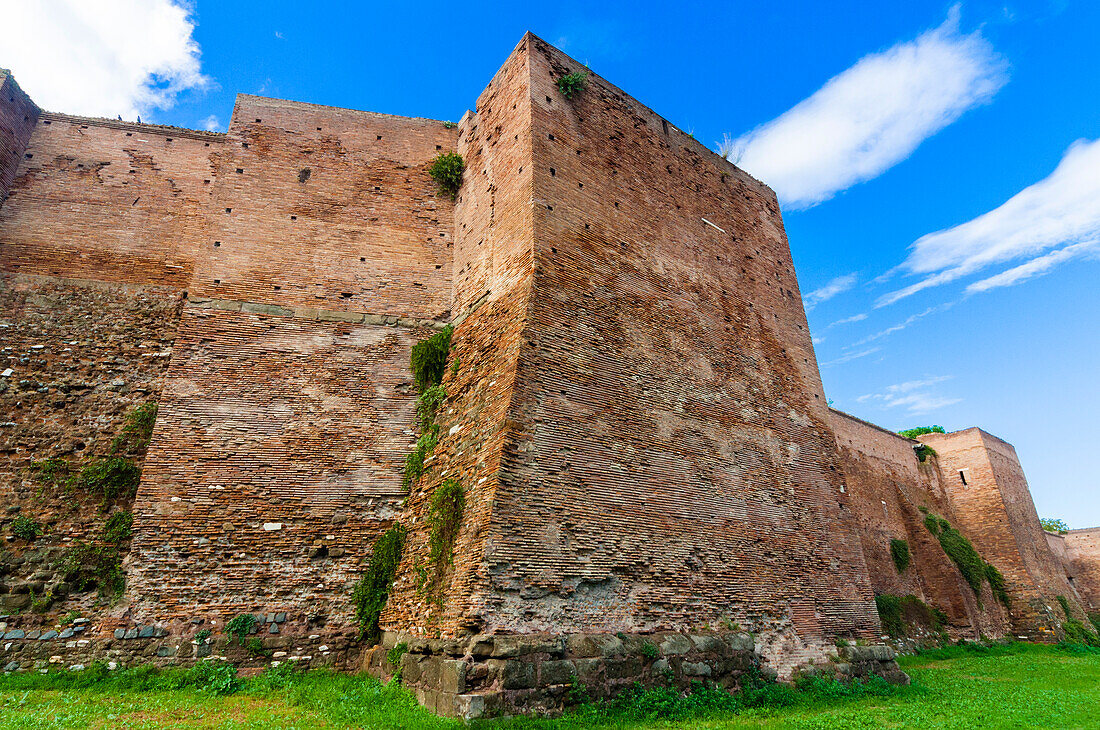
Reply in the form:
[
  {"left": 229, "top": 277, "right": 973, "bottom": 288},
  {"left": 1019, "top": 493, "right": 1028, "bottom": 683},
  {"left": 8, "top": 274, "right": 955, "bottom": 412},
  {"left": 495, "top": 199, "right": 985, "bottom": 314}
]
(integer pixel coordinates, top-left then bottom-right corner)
[
  {"left": 415, "top": 385, "right": 447, "bottom": 432},
  {"left": 351, "top": 524, "right": 407, "bottom": 642},
  {"left": 557, "top": 71, "right": 588, "bottom": 99},
  {"left": 427, "top": 153, "right": 464, "bottom": 199},
  {"left": 890, "top": 538, "right": 910, "bottom": 573}
]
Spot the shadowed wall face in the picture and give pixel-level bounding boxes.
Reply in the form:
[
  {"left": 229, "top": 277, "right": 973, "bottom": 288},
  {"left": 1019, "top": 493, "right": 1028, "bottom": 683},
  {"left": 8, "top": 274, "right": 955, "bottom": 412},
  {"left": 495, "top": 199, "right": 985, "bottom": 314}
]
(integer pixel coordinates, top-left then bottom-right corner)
[
  {"left": 1064, "top": 529, "right": 1100, "bottom": 612},
  {"left": 830, "top": 411, "right": 1010, "bottom": 640},
  {"left": 0, "top": 72, "right": 39, "bottom": 201},
  {"left": 921, "top": 429, "right": 1089, "bottom": 637}
]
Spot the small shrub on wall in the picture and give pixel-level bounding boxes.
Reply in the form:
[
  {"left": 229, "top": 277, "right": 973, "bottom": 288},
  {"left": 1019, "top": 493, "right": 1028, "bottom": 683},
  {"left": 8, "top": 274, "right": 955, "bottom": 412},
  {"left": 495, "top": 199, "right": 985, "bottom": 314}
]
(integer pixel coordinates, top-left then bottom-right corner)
[
  {"left": 428, "top": 153, "right": 465, "bottom": 199},
  {"left": 557, "top": 71, "right": 588, "bottom": 99},
  {"left": 898, "top": 425, "right": 946, "bottom": 439},
  {"left": 410, "top": 326, "right": 453, "bottom": 392},
  {"left": 70, "top": 457, "right": 141, "bottom": 506}
]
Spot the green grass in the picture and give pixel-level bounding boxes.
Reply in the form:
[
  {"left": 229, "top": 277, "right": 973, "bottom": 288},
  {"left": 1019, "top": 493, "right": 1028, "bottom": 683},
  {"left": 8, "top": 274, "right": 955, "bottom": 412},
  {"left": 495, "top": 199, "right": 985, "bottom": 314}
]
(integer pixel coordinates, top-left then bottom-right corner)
[{"left": 0, "top": 643, "right": 1097, "bottom": 728}]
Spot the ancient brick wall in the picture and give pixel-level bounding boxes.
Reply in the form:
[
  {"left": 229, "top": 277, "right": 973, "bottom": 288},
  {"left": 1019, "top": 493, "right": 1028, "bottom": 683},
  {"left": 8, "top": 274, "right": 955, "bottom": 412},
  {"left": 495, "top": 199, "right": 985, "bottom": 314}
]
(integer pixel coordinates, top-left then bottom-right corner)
[
  {"left": 920, "top": 428, "right": 1089, "bottom": 637},
  {"left": 0, "top": 114, "right": 223, "bottom": 288},
  {"left": 122, "top": 305, "right": 430, "bottom": 655},
  {"left": 1064, "top": 528, "right": 1100, "bottom": 612},
  {"left": 829, "top": 410, "right": 1009, "bottom": 640},
  {"left": 0, "top": 71, "right": 39, "bottom": 202},
  {"left": 0, "top": 274, "right": 182, "bottom": 618},
  {"left": 193, "top": 96, "right": 456, "bottom": 319}
]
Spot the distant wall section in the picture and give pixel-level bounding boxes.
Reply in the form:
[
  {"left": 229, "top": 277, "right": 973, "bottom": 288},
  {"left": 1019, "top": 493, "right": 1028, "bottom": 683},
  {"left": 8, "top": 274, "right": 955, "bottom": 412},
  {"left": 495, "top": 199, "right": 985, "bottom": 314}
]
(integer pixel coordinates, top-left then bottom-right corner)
[
  {"left": 1064, "top": 528, "right": 1100, "bottom": 612},
  {"left": 0, "top": 71, "right": 39, "bottom": 201}
]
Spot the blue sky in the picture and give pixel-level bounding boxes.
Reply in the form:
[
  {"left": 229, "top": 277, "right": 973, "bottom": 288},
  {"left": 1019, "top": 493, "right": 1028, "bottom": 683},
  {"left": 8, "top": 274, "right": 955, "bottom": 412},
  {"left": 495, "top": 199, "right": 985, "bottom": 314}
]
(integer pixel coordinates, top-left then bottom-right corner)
[{"left": 2, "top": 1, "right": 1097, "bottom": 526}]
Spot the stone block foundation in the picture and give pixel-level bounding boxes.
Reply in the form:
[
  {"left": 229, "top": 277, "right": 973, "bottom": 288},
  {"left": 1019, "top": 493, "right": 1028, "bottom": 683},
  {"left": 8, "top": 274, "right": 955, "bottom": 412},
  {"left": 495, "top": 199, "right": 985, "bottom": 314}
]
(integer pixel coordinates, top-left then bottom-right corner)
[{"left": 363, "top": 631, "right": 907, "bottom": 719}]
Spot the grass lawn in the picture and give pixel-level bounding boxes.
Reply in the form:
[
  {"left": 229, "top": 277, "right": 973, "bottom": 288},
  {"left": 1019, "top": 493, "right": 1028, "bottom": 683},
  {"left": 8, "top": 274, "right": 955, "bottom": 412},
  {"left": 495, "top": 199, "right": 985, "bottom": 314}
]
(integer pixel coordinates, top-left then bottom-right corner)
[{"left": 0, "top": 643, "right": 1097, "bottom": 729}]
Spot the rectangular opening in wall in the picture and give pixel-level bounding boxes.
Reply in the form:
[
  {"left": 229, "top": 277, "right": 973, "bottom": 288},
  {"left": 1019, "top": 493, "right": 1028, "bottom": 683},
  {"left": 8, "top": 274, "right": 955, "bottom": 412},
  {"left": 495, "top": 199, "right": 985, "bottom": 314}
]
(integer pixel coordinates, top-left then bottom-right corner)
[{"left": 959, "top": 469, "right": 969, "bottom": 486}]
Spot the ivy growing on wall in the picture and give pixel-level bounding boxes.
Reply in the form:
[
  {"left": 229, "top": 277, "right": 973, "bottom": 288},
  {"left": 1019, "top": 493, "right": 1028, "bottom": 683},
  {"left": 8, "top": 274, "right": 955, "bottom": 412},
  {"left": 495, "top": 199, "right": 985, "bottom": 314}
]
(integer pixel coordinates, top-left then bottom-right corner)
[
  {"left": 351, "top": 524, "right": 407, "bottom": 641},
  {"left": 924, "top": 512, "right": 1011, "bottom": 608},
  {"left": 889, "top": 538, "right": 911, "bottom": 573},
  {"left": 411, "top": 326, "right": 453, "bottom": 392},
  {"left": 874, "top": 593, "right": 948, "bottom": 639}
]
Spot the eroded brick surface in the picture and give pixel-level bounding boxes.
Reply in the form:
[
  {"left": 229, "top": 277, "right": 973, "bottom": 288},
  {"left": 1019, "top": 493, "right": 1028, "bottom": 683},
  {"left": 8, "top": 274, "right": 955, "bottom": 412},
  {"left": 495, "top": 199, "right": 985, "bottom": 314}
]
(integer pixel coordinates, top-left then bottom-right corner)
[{"left": 1063, "top": 528, "right": 1100, "bottom": 612}]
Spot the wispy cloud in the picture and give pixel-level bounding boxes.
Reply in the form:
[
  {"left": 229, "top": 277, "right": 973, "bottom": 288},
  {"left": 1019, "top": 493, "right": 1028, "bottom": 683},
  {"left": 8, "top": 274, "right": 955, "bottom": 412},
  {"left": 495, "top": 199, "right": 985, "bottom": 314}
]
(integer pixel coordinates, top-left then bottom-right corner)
[
  {"left": 849, "top": 303, "right": 954, "bottom": 347},
  {"left": 828, "top": 313, "right": 868, "bottom": 328},
  {"left": 0, "top": 0, "right": 210, "bottom": 120},
  {"left": 200, "top": 114, "right": 222, "bottom": 132},
  {"left": 727, "top": 6, "right": 1007, "bottom": 209},
  {"left": 804, "top": 273, "right": 858, "bottom": 310},
  {"left": 821, "top": 347, "right": 880, "bottom": 368},
  {"left": 857, "top": 376, "right": 960, "bottom": 414},
  {"left": 880, "top": 138, "right": 1100, "bottom": 306}
]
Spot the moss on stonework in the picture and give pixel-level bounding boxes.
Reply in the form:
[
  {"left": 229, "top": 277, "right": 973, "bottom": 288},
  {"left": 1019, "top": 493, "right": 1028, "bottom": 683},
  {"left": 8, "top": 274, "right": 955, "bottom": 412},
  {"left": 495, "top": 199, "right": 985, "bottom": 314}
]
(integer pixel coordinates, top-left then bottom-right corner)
[
  {"left": 351, "top": 524, "right": 407, "bottom": 642},
  {"left": 415, "top": 385, "right": 447, "bottom": 433},
  {"left": 875, "top": 593, "right": 946, "bottom": 639},
  {"left": 427, "top": 479, "right": 465, "bottom": 569},
  {"left": 403, "top": 426, "right": 440, "bottom": 488},
  {"left": 112, "top": 402, "right": 158, "bottom": 453}
]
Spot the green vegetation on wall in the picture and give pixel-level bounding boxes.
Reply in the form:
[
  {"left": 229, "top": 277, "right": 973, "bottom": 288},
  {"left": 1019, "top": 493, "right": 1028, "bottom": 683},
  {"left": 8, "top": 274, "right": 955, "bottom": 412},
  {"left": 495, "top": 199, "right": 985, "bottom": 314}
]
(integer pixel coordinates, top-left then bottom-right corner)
[
  {"left": 874, "top": 593, "right": 947, "bottom": 639},
  {"left": 557, "top": 71, "right": 588, "bottom": 99},
  {"left": 890, "top": 538, "right": 911, "bottom": 573},
  {"left": 402, "top": 427, "right": 439, "bottom": 488},
  {"left": 70, "top": 457, "right": 141, "bottom": 506},
  {"left": 225, "top": 614, "right": 256, "bottom": 645},
  {"left": 415, "top": 385, "right": 447, "bottom": 432},
  {"left": 410, "top": 326, "right": 453, "bottom": 393},
  {"left": 898, "top": 425, "right": 946, "bottom": 439},
  {"left": 924, "top": 512, "right": 1010, "bottom": 608},
  {"left": 10, "top": 514, "right": 42, "bottom": 541},
  {"left": 1040, "top": 518, "right": 1069, "bottom": 534},
  {"left": 427, "top": 479, "right": 465, "bottom": 570},
  {"left": 427, "top": 153, "right": 465, "bottom": 199},
  {"left": 112, "top": 402, "right": 158, "bottom": 454},
  {"left": 351, "top": 524, "right": 407, "bottom": 641}
]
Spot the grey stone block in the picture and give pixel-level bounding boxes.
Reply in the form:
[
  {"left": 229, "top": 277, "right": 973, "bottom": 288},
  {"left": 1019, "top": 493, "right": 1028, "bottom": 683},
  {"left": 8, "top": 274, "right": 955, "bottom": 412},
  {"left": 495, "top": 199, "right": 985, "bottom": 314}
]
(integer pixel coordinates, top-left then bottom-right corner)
[
  {"left": 690, "top": 634, "right": 727, "bottom": 654},
  {"left": 275, "top": 612, "right": 286, "bottom": 623},
  {"left": 138, "top": 627, "right": 154, "bottom": 639},
  {"left": 658, "top": 634, "right": 693, "bottom": 655},
  {"left": 682, "top": 660, "right": 713, "bottom": 677},
  {"left": 58, "top": 628, "right": 73, "bottom": 639},
  {"left": 539, "top": 659, "right": 575, "bottom": 686},
  {"left": 2, "top": 630, "right": 24, "bottom": 640},
  {"left": 499, "top": 659, "right": 536, "bottom": 690},
  {"left": 38, "top": 630, "right": 57, "bottom": 640},
  {"left": 440, "top": 659, "right": 467, "bottom": 694},
  {"left": 124, "top": 628, "right": 138, "bottom": 640}
]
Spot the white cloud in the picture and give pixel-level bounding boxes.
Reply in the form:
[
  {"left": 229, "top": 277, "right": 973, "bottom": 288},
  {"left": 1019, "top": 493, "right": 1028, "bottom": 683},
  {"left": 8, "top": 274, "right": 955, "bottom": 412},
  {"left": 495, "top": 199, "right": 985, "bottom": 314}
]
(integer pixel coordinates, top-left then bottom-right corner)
[
  {"left": 803, "top": 273, "right": 858, "bottom": 310},
  {"left": 848, "top": 302, "right": 954, "bottom": 347},
  {"left": 857, "top": 376, "right": 960, "bottom": 414},
  {"left": 728, "top": 6, "right": 1007, "bottom": 209},
  {"left": 812, "top": 336, "right": 824, "bottom": 345},
  {"left": 821, "top": 347, "right": 880, "bottom": 368},
  {"left": 881, "top": 138, "right": 1100, "bottom": 305},
  {"left": 200, "top": 114, "right": 221, "bottom": 132},
  {"left": 828, "top": 312, "right": 868, "bottom": 328},
  {"left": 0, "top": 0, "right": 209, "bottom": 119}
]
